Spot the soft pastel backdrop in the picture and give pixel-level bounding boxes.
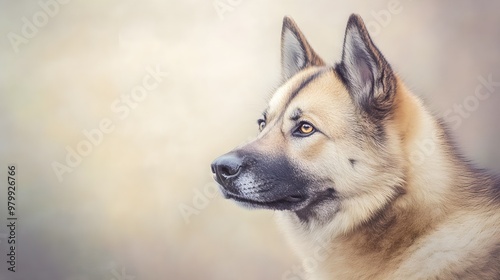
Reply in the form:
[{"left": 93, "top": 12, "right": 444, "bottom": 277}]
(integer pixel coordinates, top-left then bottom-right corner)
[{"left": 0, "top": 1, "right": 499, "bottom": 279}]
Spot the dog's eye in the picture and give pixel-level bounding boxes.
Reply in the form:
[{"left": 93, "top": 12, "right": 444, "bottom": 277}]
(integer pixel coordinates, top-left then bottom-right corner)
[
  {"left": 258, "top": 120, "right": 266, "bottom": 131},
  {"left": 294, "top": 122, "right": 315, "bottom": 137},
  {"left": 299, "top": 123, "right": 314, "bottom": 134}
]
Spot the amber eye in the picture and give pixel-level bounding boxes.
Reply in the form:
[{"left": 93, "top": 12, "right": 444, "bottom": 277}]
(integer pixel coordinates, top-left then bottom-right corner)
[
  {"left": 294, "top": 122, "right": 315, "bottom": 137},
  {"left": 258, "top": 120, "right": 266, "bottom": 131},
  {"left": 299, "top": 123, "right": 314, "bottom": 134}
]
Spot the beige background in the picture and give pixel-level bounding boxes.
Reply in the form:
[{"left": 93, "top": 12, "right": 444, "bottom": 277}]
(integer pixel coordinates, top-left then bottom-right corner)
[{"left": 0, "top": 1, "right": 499, "bottom": 280}]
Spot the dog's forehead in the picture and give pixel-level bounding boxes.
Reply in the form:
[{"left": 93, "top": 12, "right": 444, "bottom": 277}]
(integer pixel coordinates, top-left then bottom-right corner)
[
  {"left": 267, "top": 68, "right": 348, "bottom": 119},
  {"left": 288, "top": 71, "right": 350, "bottom": 111},
  {"left": 268, "top": 67, "right": 324, "bottom": 118}
]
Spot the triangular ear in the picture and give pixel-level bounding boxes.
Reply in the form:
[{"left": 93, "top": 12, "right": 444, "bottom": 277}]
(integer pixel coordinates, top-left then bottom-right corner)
[
  {"left": 336, "top": 14, "right": 396, "bottom": 120},
  {"left": 281, "top": 16, "right": 324, "bottom": 80}
]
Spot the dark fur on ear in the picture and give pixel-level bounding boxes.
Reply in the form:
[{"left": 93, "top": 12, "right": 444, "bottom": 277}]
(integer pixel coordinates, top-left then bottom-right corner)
[
  {"left": 281, "top": 16, "right": 325, "bottom": 80},
  {"left": 335, "top": 14, "right": 397, "bottom": 121}
]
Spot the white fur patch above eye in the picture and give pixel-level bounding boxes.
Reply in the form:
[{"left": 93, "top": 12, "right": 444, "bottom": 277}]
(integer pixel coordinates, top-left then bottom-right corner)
[{"left": 282, "top": 28, "right": 306, "bottom": 79}]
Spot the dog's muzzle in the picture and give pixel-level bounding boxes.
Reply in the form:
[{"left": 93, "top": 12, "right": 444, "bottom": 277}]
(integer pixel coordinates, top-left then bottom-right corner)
[{"left": 211, "top": 150, "right": 323, "bottom": 211}]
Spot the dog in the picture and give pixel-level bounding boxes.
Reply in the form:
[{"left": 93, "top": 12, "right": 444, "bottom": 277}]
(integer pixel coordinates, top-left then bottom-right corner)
[{"left": 211, "top": 14, "right": 500, "bottom": 279}]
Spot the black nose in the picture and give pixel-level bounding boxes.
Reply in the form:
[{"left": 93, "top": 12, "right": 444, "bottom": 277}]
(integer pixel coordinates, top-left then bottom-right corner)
[{"left": 211, "top": 152, "right": 243, "bottom": 185}]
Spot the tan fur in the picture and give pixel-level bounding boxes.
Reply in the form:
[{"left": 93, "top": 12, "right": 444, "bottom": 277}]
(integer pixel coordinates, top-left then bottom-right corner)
[
  {"left": 272, "top": 18, "right": 500, "bottom": 280},
  {"left": 275, "top": 74, "right": 500, "bottom": 279},
  {"left": 213, "top": 14, "right": 500, "bottom": 280}
]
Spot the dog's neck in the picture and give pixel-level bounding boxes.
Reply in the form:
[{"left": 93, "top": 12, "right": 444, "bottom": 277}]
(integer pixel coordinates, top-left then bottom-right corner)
[{"left": 392, "top": 79, "right": 470, "bottom": 219}]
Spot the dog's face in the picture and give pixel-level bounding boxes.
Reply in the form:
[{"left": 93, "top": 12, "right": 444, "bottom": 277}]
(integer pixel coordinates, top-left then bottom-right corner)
[{"left": 212, "top": 15, "right": 405, "bottom": 223}]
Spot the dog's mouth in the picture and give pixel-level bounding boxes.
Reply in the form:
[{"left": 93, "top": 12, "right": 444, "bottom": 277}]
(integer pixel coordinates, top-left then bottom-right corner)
[{"left": 222, "top": 190, "right": 308, "bottom": 210}]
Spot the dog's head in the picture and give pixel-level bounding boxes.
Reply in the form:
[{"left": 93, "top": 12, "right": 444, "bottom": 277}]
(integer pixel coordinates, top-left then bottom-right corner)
[{"left": 212, "top": 15, "right": 406, "bottom": 224}]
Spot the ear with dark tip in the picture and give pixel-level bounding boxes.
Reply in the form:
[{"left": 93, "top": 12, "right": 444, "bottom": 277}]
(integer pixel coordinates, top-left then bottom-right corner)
[
  {"left": 336, "top": 14, "right": 396, "bottom": 120},
  {"left": 281, "top": 16, "right": 325, "bottom": 80}
]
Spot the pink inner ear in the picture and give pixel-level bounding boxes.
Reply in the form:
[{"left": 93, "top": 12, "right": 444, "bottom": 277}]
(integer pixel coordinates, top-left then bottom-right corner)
[
  {"left": 356, "top": 57, "right": 374, "bottom": 87},
  {"left": 359, "top": 61, "right": 373, "bottom": 83}
]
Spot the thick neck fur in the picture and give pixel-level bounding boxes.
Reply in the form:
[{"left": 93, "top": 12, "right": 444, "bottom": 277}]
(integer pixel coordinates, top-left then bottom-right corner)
[{"left": 276, "top": 77, "right": 498, "bottom": 279}]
